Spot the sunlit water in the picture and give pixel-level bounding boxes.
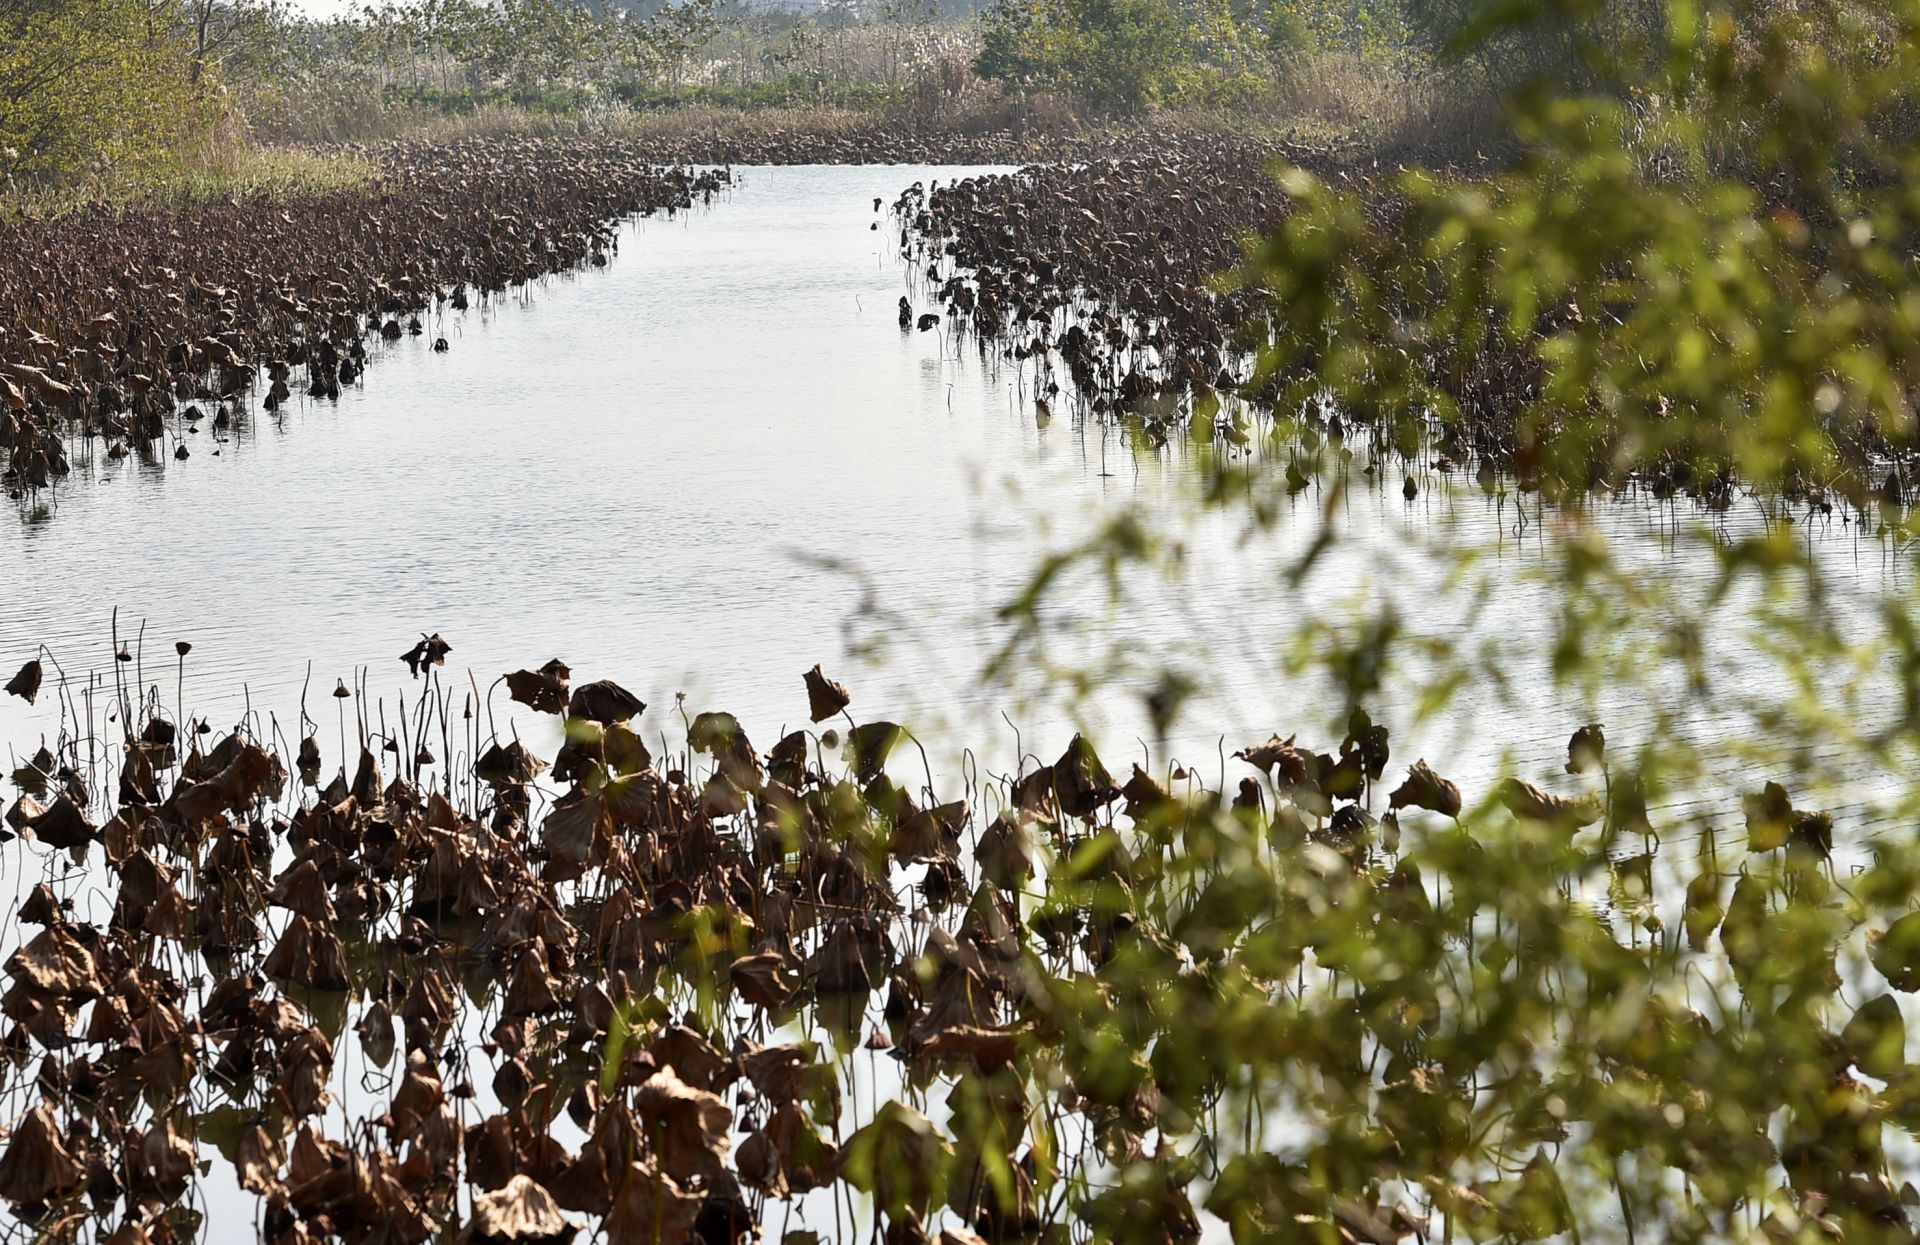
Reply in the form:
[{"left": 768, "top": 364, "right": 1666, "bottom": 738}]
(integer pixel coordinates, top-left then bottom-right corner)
[
  {"left": 2, "top": 163, "right": 1917, "bottom": 1238},
  {"left": 3, "top": 165, "right": 1909, "bottom": 818}
]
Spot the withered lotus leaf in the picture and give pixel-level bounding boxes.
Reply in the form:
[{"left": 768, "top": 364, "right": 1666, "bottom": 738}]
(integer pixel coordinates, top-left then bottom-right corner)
[
  {"left": 357, "top": 998, "right": 398, "bottom": 1068},
  {"left": 0, "top": 1101, "right": 84, "bottom": 1205},
  {"left": 23, "top": 794, "right": 97, "bottom": 850},
  {"left": 1566, "top": 722, "right": 1606, "bottom": 774},
  {"left": 1498, "top": 778, "right": 1602, "bottom": 827},
  {"left": 803, "top": 664, "right": 850, "bottom": 722},
  {"left": 263, "top": 915, "right": 351, "bottom": 991},
  {"left": 3, "top": 795, "right": 43, "bottom": 835},
  {"left": 540, "top": 794, "right": 604, "bottom": 885},
  {"left": 7, "top": 922, "right": 98, "bottom": 998},
  {"left": 913, "top": 1024, "right": 1022, "bottom": 1072},
  {"left": 506, "top": 659, "right": 572, "bottom": 714},
  {"left": 567, "top": 679, "right": 644, "bottom": 724},
  {"left": 841, "top": 1101, "right": 951, "bottom": 1216},
  {"left": 268, "top": 857, "right": 339, "bottom": 923},
  {"left": 848, "top": 721, "right": 906, "bottom": 782},
  {"left": 17, "top": 883, "right": 62, "bottom": 926},
  {"left": 278, "top": 1028, "right": 336, "bottom": 1117},
  {"left": 503, "top": 941, "right": 564, "bottom": 1017},
  {"left": 604, "top": 1160, "right": 702, "bottom": 1245},
  {"left": 633, "top": 1067, "right": 732, "bottom": 1182},
  {"left": 400, "top": 633, "right": 453, "bottom": 678},
  {"left": 975, "top": 815, "right": 1035, "bottom": 890},
  {"left": 1052, "top": 734, "right": 1119, "bottom": 819},
  {"left": 1235, "top": 734, "right": 1312, "bottom": 785},
  {"left": 390, "top": 1050, "right": 447, "bottom": 1135},
  {"left": 729, "top": 951, "right": 795, "bottom": 1012},
  {"left": 476, "top": 739, "right": 549, "bottom": 787},
  {"left": 1388, "top": 759, "right": 1463, "bottom": 818},
  {"left": 4, "top": 659, "right": 41, "bottom": 704},
  {"left": 461, "top": 1173, "right": 577, "bottom": 1244},
  {"left": 236, "top": 1124, "right": 285, "bottom": 1197},
  {"left": 764, "top": 1103, "right": 838, "bottom": 1193},
  {"left": 811, "top": 917, "right": 882, "bottom": 993},
  {"left": 735, "top": 1130, "right": 784, "bottom": 1195},
  {"left": 134, "top": 1117, "right": 195, "bottom": 1196},
  {"left": 646, "top": 1024, "right": 732, "bottom": 1093},
  {"left": 890, "top": 799, "right": 968, "bottom": 864}
]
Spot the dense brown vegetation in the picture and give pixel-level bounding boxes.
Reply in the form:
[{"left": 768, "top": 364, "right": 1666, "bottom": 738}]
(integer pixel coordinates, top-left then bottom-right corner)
[{"left": 0, "top": 136, "right": 733, "bottom": 493}]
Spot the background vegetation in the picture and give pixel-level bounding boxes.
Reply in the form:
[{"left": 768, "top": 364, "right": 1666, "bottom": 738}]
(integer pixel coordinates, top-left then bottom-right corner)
[{"left": 0, "top": 0, "right": 1555, "bottom": 190}]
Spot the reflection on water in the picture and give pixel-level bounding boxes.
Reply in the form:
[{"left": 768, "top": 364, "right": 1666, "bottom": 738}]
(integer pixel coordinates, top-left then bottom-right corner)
[{"left": 0, "top": 164, "right": 1911, "bottom": 829}]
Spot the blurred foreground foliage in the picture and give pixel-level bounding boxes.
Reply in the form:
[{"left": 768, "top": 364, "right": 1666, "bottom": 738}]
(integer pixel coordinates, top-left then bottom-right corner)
[{"left": 942, "top": 1, "right": 1920, "bottom": 1243}]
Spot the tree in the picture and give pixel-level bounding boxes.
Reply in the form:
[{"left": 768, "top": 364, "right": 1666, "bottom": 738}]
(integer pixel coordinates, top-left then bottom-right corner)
[{"left": 976, "top": 0, "right": 1194, "bottom": 109}]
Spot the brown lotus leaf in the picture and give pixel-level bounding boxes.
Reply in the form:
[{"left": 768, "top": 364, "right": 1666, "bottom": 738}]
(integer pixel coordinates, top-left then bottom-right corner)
[
  {"left": 505, "top": 659, "right": 571, "bottom": 714},
  {"left": 604, "top": 1160, "right": 702, "bottom": 1245},
  {"left": 890, "top": 799, "right": 968, "bottom": 864},
  {"left": 812, "top": 915, "right": 891, "bottom": 993},
  {"left": 1120, "top": 765, "right": 1174, "bottom": 821},
  {"left": 3, "top": 795, "right": 43, "bottom": 836},
  {"left": 118, "top": 742, "right": 161, "bottom": 806},
  {"left": 803, "top": 664, "right": 850, "bottom": 722},
  {"left": 268, "top": 857, "right": 339, "bottom": 923},
  {"left": 540, "top": 792, "right": 604, "bottom": 884},
  {"left": 729, "top": 951, "right": 795, "bottom": 1012},
  {"left": 209, "top": 737, "right": 278, "bottom": 805},
  {"left": 913, "top": 1024, "right": 1021, "bottom": 1071},
  {"left": 766, "top": 731, "right": 808, "bottom": 790},
  {"left": 460, "top": 1173, "right": 577, "bottom": 1245},
  {"left": 17, "top": 883, "right": 61, "bottom": 927},
  {"left": 843, "top": 1100, "right": 951, "bottom": 1215},
  {"left": 0, "top": 1101, "right": 83, "bottom": 1205},
  {"left": 264, "top": 915, "right": 350, "bottom": 991},
  {"left": 130, "top": 1038, "right": 195, "bottom": 1106},
  {"left": 1562, "top": 721, "right": 1607, "bottom": 774},
  {"left": 634, "top": 1065, "right": 731, "bottom": 1182},
  {"left": 476, "top": 739, "right": 549, "bottom": 787},
  {"left": 464, "top": 1113, "right": 520, "bottom": 1194},
  {"left": 567, "top": 679, "right": 644, "bottom": 724},
  {"left": 1498, "top": 778, "right": 1601, "bottom": 827},
  {"left": 911, "top": 966, "right": 997, "bottom": 1045},
  {"left": 1052, "top": 734, "right": 1119, "bottom": 819},
  {"left": 848, "top": 721, "right": 906, "bottom": 782},
  {"left": 1388, "top": 759, "right": 1462, "bottom": 818},
  {"left": 350, "top": 746, "right": 385, "bottom": 807},
  {"left": 287, "top": 1121, "right": 347, "bottom": 1187},
  {"left": 399, "top": 963, "right": 456, "bottom": 1051},
  {"left": 6, "top": 922, "right": 98, "bottom": 997},
  {"left": 1235, "top": 733, "right": 1312, "bottom": 785},
  {"left": 4, "top": 659, "right": 41, "bottom": 704},
  {"left": 735, "top": 1129, "right": 784, "bottom": 1195},
  {"left": 133, "top": 1117, "right": 195, "bottom": 1196},
  {"left": 400, "top": 633, "right": 452, "bottom": 678},
  {"left": 503, "top": 940, "right": 563, "bottom": 1017},
  {"left": 23, "top": 794, "right": 97, "bottom": 850},
  {"left": 357, "top": 997, "right": 398, "bottom": 1068},
  {"left": 391, "top": 1049, "right": 446, "bottom": 1136},
  {"left": 237, "top": 1124, "right": 285, "bottom": 1197},
  {"left": 279, "top": 1028, "right": 335, "bottom": 1117},
  {"left": 701, "top": 773, "right": 750, "bottom": 818},
  {"left": 647, "top": 1023, "right": 732, "bottom": 1092},
  {"left": 765, "top": 1101, "right": 839, "bottom": 1193}
]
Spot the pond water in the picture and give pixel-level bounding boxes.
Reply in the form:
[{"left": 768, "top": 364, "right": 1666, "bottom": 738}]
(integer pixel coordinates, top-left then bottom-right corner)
[
  {"left": 3, "top": 161, "right": 1918, "bottom": 1242},
  {"left": 1, "top": 162, "right": 1910, "bottom": 831}
]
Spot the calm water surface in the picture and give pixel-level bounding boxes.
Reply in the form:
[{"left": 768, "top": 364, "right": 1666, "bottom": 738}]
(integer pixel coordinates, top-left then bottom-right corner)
[{"left": 0, "top": 163, "right": 1909, "bottom": 816}]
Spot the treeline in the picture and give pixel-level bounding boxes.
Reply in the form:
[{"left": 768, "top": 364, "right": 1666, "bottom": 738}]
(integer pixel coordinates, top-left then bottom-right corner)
[{"left": 0, "top": 0, "right": 1760, "bottom": 187}]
